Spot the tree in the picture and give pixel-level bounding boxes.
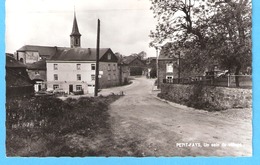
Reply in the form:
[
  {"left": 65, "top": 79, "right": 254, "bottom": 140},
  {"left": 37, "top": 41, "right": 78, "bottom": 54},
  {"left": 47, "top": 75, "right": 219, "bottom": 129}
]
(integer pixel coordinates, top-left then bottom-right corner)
[
  {"left": 208, "top": 0, "right": 252, "bottom": 86},
  {"left": 150, "top": 0, "right": 251, "bottom": 87},
  {"left": 129, "top": 51, "right": 147, "bottom": 60}
]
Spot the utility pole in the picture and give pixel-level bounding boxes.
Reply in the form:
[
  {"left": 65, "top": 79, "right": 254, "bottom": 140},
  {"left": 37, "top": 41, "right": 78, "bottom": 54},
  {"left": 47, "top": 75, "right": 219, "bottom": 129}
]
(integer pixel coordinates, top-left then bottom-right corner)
[
  {"left": 94, "top": 19, "right": 100, "bottom": 97},
  {"left": 156, "top": 47, "right": 159, "bottom": 88},
  {"left": 177, "top": 51, "right": 180, "bottom": 84}
]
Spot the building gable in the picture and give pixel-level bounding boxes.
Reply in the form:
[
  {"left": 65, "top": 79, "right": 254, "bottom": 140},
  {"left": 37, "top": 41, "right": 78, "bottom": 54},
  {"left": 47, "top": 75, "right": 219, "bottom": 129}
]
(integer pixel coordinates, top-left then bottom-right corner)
[
  {"left": 99, "top": 49, "right": 118, "bottom": 63},
  {"left": 128, "top": 58, "right": 146, "bottom": 67}
]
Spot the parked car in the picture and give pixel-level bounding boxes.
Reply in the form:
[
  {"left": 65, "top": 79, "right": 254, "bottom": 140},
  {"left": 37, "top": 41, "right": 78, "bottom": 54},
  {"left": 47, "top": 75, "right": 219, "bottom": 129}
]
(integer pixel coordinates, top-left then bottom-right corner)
[
  {"left": 72, "top": 89, "right": 84, "bottom": 95},
  {"left": 35, "top": 89, "right": 54, "bottom": 96},
  {"left": 217, "top": 70, "right": 229, "bottom": 78},
  {"left": 53, "top": 88, "right": 66, "bottom": 95}
]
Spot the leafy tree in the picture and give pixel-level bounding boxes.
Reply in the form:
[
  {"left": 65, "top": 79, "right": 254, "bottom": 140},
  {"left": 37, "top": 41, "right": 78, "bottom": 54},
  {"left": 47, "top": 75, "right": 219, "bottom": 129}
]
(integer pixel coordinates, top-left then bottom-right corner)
[
  {"left": 129, "top": 51, "right": 147, "bottom": 60},
  {"left": 207, "top": 0, "right": 252, "bottom": 86},
  {"left": 150, "top": 0, "right": 251, "bottom": 87}
]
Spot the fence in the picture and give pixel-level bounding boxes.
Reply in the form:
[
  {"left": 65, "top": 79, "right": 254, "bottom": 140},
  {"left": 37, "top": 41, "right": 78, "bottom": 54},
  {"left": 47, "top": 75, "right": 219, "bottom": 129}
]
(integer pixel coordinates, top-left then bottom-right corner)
[{"left": 163, "top": 75, "right": 252, "bottom": 88}]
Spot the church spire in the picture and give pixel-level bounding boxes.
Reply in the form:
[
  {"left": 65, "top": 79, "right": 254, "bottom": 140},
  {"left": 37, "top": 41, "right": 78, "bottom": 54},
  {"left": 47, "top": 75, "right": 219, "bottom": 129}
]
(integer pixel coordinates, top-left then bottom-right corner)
[{"left": 70, "top": 10, "right": 81, "bottom": 48}]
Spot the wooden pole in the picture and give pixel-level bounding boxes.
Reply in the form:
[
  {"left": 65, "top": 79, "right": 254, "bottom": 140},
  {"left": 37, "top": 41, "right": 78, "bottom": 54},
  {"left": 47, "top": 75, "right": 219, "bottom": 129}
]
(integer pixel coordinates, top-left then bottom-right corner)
[
  {"left": 94, "top": 19, "right": 100, "bottom": 97},
  {"left": 178, "top": 52, "right": 180, "bottom": 83},
  {"left": 156, "top": 47, "right": 159, "bottom": 88}
]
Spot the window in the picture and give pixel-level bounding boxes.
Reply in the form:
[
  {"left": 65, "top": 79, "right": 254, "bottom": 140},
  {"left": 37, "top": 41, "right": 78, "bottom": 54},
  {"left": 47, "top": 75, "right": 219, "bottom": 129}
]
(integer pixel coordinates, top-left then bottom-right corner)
[
  {"left": 54, "top": 74, "right": 58, "bottom": 80},
  {"left": 108, "top": 53, "right": 111, "bottom": 60},
  {"left": 76, "top": 85, "right": 82, "bottom": 91},
  {"left": 166, "top": 76, "right": 173, "bottom": 83},
  {"left": 113, "top": 64, "right": 116, "bottom": 70},
  {"left": 91, "top": 64, "right": 95, "bottom": 70},
  {"left": 108, "top": 74, "right": 111, "bottom": 81},
  {"left": 19, "top": 58, "right": 24, "bottom": 63},
  {"left": 54, "top": 64, "right": 58, "bottom": 70},
  {"left": 91, "top": 74, "right": 95, "bottom": 81},
  {"left": 77, "top": 74, "right": 81, "bottom": 81},
  {"left": 107, "top": 64, "right": 111, "bottom": 71},
  {"left": 166, "top": 63, "right": 173, "bottom": 73},
  {"left": 113, "top": 74, "right": 116, "bottom": 80},
  {"left": 75, "top": 38, "right": 79, "bottom": 45},
  {"left": 77, "top": 64, "right": 81, "bottom": 70},
  {"left": 53, "top": 84, "right": 59, "bottom": 89}
]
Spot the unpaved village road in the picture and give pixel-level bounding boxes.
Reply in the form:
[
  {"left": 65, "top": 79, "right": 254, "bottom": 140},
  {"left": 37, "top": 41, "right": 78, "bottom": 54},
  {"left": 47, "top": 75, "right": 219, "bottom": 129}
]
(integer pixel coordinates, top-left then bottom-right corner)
[{"left": 100, "top": 77, "right": 252, "bottom": 156}]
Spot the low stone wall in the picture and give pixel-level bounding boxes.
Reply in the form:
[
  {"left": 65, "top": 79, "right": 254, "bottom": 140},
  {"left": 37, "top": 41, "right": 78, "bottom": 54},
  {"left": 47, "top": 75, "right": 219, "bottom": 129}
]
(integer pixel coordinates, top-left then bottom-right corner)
[{"left": 159, "top": 84, "right": 252, "bottom": 110}]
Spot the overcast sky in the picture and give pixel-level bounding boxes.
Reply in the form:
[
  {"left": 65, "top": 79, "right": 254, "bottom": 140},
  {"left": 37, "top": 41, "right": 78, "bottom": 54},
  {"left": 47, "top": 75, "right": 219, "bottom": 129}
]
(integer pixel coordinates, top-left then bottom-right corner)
[{"left": 5, "top": 0, "right": 158, "bottom": 57}]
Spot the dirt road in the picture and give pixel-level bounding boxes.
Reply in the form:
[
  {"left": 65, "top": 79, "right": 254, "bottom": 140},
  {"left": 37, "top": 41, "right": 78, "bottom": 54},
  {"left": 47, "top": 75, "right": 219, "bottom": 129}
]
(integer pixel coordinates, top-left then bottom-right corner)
[{"left": 101, "top": 77, "right": 252, "bottom": 156}]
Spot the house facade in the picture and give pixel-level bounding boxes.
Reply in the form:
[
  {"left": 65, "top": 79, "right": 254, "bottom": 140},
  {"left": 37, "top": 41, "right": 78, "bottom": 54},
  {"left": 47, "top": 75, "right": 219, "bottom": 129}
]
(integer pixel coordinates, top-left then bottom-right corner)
[
  {"left": 27, "top": 59, "right": 47, "bottom": 92},
  {"left": 118, "top": 63, "right": 130, "bottom": 85},
  {"left": 46, "top": 59, "right": 96, "bottom": 94},
  {"left": 158, "top": 42, "right": 182, "bottom": 88},
  {"left": 46, "top": 47, "right": 119, "bottom": 94}
]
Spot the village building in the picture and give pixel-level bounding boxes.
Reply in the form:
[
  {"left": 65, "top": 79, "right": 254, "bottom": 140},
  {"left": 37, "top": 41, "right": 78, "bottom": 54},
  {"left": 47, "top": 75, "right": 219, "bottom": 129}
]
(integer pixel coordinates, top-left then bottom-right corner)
[
  {"left": 14, "top": 12, "right": 122, "bottom": 94},
  {"left": 122, "top": 56, "right": 146, "bottom": 76},
  {"left": 158, "top": 42, "right": 184, "bottom": 88},
  {"left": 27, "top": 59, "right": 47, "bottom": 92},
  {"left": 47, "top": 47, "right": 119, "bottom": 94},
  {"left": 6, "top": 54, "right": 34, "bottom": 97},
  {"left": 16, "top": 45, "right": 57, "bottom": 63},
  {"left": 117, "top": 55, "right": 130, "bottom": 85}
]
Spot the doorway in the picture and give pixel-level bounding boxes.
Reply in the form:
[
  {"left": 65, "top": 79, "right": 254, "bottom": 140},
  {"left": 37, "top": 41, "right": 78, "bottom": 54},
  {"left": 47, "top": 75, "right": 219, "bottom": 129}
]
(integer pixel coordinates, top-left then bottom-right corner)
[{"left": 69, "top": 85, "right": 73, "bottom": 93}]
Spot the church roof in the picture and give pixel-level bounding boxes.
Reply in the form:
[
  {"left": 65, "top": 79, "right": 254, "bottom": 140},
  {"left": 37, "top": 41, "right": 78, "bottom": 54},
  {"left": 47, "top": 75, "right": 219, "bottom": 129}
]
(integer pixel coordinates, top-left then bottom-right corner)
[
  {"left": 70, "top": 13, "right": 81, "bottom": 36},
  {"left": 49, "top": 47, "right": 111, "bottom": 61},
  {"left": 17, "top": 45, "right": 58, "bottom": 59}
]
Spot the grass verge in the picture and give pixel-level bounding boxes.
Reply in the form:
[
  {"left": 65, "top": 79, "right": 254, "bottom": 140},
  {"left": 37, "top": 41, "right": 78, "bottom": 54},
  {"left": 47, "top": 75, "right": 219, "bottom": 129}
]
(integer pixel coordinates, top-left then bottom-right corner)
[{"left": 6, "top": 94, "right": 121, "bottom": 156}]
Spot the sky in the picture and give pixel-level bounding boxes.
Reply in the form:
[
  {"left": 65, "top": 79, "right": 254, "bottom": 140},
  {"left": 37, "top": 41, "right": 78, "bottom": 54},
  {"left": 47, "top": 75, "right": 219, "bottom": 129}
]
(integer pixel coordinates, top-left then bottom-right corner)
[{"left": 5, "top": 0, "right": 158, "bottom": 57}]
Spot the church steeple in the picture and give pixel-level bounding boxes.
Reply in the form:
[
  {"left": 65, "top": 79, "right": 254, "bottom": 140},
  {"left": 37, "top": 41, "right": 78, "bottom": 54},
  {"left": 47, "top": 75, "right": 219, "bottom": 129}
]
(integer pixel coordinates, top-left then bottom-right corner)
[{"left": 70, "top": 11, "right": 81, "bottom": 48}]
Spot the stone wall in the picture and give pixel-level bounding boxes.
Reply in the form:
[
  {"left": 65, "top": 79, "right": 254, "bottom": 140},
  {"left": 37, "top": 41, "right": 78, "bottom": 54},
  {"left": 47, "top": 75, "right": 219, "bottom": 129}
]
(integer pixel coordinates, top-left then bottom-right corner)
[{"left": 160, "top": 83, "right": 252, "bottom": 110}]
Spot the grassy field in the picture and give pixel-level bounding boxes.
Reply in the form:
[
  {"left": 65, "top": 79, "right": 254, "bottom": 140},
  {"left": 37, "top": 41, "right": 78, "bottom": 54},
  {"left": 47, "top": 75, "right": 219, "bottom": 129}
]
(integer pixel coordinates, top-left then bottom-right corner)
[{"left": 6, "top": 95, "right": 121, "bottom": 157}]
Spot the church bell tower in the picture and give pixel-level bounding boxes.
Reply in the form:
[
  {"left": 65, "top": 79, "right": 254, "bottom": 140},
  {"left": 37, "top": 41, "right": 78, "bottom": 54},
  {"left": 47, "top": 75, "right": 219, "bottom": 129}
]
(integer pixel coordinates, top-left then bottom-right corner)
[{"left": 70, "top": 12, "right": 81, "bottom": 48}]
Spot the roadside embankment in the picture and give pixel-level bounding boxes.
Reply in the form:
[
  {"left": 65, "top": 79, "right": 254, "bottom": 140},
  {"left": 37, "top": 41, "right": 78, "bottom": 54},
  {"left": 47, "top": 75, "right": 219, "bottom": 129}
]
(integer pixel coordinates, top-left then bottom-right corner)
[{"left": 159, "top": 84, "right": 252, "bottom": 111}]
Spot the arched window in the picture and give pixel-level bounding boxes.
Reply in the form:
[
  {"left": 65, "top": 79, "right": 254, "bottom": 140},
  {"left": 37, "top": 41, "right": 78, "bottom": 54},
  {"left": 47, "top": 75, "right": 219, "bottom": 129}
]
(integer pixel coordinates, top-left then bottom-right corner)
[
  {"left": 19, "top": 58, "right": 24, "bottom": 63},
  {"left": 75, "top": 38, "right": 79, "bottom": 45}
]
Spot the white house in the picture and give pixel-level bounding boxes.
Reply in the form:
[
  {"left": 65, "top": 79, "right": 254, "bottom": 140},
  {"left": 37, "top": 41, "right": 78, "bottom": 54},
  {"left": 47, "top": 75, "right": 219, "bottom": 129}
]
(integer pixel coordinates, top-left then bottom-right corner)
[{"left": 46, "top": 47, "right": 119, "bottom": 94}]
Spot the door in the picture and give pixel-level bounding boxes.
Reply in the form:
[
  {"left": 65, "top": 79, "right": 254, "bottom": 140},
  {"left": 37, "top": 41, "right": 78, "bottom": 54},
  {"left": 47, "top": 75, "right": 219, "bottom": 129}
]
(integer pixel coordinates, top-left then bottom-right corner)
[{"left": 69, "top": 85, "right": 73, "bottom": 93}]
